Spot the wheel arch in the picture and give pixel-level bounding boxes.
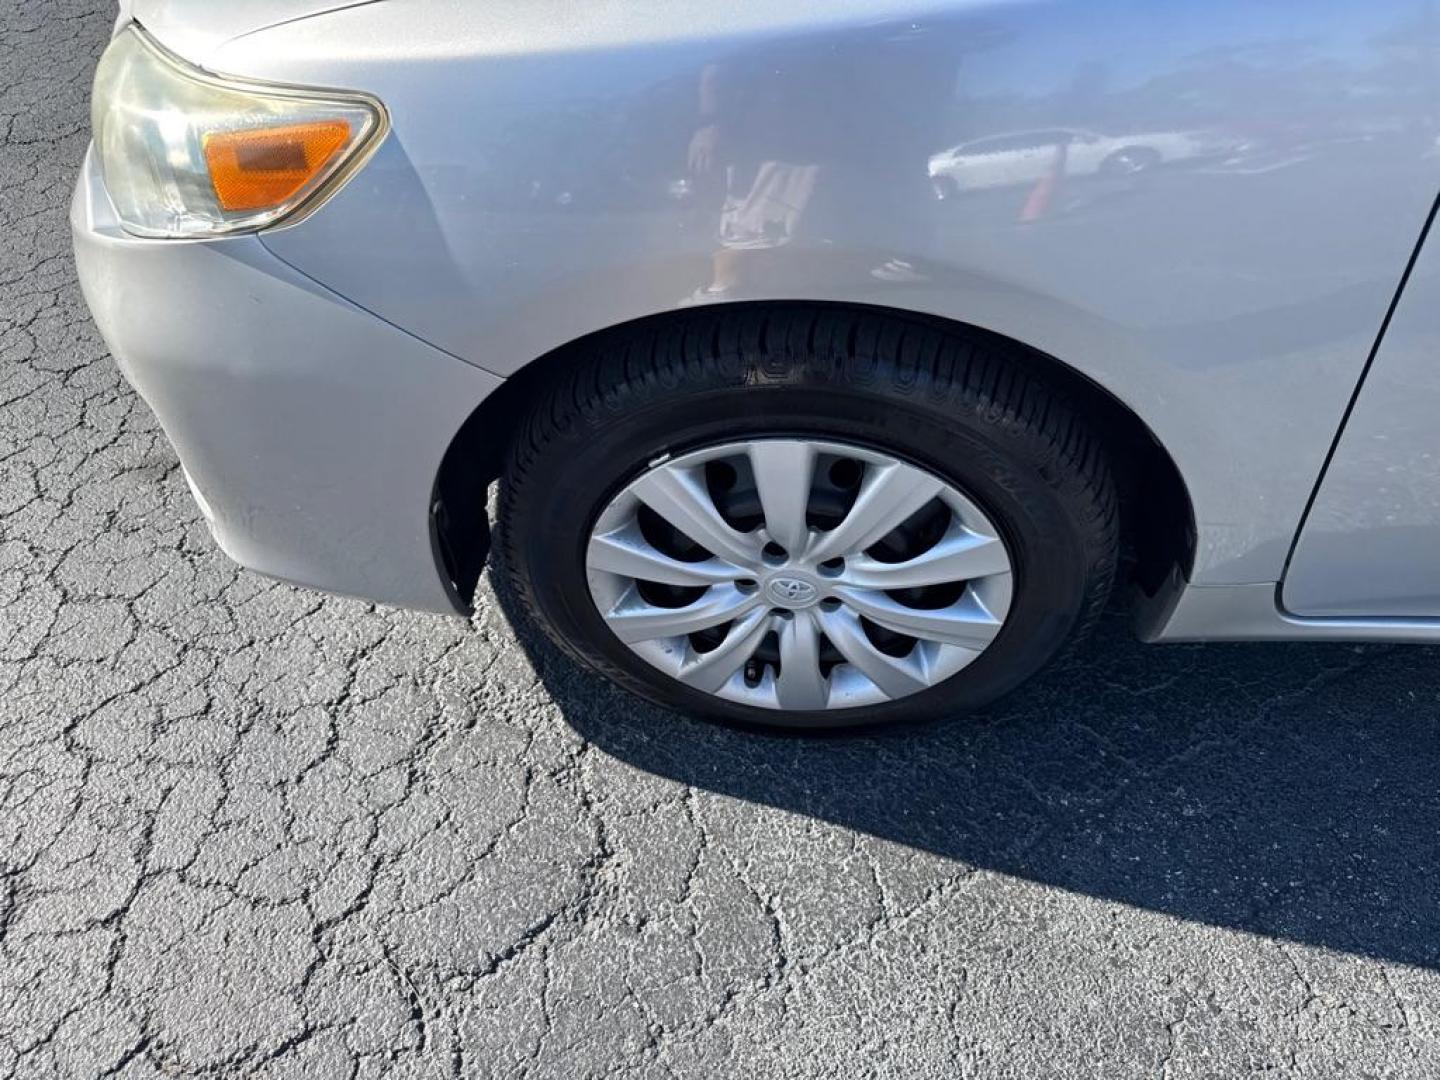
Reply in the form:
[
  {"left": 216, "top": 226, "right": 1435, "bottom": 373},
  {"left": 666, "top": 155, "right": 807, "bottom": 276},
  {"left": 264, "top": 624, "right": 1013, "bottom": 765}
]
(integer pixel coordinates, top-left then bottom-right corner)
[{"left": 432, "top": 300, "right": 1196, "bottom": 610}]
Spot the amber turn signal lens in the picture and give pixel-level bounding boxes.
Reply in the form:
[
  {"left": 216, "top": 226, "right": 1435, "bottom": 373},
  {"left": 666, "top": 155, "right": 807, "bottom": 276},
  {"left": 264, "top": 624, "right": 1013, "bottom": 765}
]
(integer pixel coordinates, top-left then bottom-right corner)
[{"left": 203, "top": 120, "right": 352, "bottom": 213}]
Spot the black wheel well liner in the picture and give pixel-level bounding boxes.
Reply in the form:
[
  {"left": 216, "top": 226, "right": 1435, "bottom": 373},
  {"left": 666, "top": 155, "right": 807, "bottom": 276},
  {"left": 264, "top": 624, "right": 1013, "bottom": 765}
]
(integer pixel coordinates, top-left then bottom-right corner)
[{"left": 431, "top": 300, "right": 1196, "bottom": 610}]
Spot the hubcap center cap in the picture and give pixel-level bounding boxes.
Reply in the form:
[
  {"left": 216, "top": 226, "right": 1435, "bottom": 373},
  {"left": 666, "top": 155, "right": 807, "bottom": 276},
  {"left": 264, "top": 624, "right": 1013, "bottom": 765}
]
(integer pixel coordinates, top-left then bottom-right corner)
[{"left": 763, "top": 573, "right": 821, "bottom": 610}]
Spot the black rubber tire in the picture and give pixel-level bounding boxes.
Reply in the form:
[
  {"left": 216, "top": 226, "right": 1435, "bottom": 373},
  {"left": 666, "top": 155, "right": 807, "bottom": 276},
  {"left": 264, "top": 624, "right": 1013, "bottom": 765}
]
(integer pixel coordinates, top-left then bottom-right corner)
[{"left": 495, "top": 306, "right": 1118, "bottom": 732}]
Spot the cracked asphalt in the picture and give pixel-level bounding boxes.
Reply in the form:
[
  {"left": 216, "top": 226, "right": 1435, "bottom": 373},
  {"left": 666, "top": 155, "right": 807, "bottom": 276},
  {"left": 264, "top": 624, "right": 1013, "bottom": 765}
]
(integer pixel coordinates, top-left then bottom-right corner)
[{"left": 4, "top": 3, "right": 1440, "bottom": 1077}]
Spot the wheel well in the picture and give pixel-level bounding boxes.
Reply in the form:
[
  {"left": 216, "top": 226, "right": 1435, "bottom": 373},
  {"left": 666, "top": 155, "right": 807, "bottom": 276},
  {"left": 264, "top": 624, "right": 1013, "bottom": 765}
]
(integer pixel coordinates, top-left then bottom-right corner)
[{"left": 432, "top": 301, "right": 1196, "bottom": 608}]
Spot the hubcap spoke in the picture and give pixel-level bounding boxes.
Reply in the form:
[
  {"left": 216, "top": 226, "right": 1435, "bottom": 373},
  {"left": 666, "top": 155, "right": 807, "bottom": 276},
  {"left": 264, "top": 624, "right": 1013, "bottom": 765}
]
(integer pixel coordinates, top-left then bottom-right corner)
[
  {"left": 841, "top": 527, "right": 1010, "bottom": 589},
  {"left": 831, "top": 587, "right": 1002, "bottom": 650},
  {"left": 807, "top": 462, "right": 943, "bottom": 563},
  {"left": 587, "top": 525, "right": 746, "bottom": 586},
  {"left": 629, "top": 465, "right": 763, "bottom": 567},
  {"left": 746, "top": 440, "right": 816, "bottom": 555},
  {"left": 678, "top": 607, "right": 774, "bottom": 693},
  {"left": 817, "top": 605, "right": 928, "bottom": 700},
  {"left": 606, "top": 585, "right": 761, "bottom": 643},
  {"left": 775, "top": 610, "right": 829, "bottom": 709}
]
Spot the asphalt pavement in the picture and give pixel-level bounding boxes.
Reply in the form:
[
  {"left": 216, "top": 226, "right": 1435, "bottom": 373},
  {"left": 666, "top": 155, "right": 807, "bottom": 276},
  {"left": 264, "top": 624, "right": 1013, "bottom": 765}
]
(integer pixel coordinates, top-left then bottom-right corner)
[{"left": 3, "top": 3, "right": 1439, "bottom": 1077}]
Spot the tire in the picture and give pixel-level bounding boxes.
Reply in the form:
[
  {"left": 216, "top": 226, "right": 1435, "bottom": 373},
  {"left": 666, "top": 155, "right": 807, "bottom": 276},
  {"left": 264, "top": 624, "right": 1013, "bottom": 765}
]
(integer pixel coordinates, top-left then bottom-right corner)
[{"left": 495, "top": 306, "right": 1118, "bottom": 731}]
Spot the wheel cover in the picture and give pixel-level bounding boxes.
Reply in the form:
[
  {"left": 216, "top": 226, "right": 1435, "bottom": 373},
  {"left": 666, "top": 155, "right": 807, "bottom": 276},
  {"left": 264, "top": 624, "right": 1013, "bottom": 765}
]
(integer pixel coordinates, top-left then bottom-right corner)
[{"left": 585, "top": 439, "right": 1014, "bottom": 712}]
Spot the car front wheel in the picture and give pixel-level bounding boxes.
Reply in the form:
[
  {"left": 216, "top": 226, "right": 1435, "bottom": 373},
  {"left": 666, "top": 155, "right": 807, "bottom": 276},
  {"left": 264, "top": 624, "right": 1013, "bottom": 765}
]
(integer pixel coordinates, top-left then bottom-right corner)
[{"left": 495, "top": 307, "right": 1118, "bottom": 731}]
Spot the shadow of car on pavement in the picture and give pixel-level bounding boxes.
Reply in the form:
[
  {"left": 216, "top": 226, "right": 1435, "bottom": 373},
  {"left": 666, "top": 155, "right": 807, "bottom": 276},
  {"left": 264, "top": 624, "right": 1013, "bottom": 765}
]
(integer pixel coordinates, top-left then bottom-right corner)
[{"left": 493, "top": 578, "right": 1440, "bottom": 972}]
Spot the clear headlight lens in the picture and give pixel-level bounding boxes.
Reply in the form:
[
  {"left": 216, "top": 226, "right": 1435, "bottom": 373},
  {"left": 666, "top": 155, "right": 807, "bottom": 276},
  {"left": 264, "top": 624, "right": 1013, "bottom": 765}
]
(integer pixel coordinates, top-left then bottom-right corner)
[{"left": 91, "top": 25, "right": 385, "bottom": 238}]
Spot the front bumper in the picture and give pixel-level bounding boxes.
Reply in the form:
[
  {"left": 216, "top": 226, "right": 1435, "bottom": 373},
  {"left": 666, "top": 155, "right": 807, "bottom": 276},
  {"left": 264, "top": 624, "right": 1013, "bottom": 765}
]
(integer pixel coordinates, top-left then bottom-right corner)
[{"left": 70, "top": 147, "right": 503, "bottom": 614}]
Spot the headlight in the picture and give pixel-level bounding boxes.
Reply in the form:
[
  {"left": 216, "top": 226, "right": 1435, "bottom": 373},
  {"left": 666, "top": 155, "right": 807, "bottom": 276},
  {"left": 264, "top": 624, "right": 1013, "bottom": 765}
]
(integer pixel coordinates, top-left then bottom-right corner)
[{"left": 91, "top": 25, "right": 386, "bottom": 238}]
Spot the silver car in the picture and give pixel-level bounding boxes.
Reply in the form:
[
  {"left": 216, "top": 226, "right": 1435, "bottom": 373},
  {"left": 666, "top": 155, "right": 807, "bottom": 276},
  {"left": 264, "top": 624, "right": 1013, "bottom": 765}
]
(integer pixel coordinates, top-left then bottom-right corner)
[{"left": 73, "top": 1, "right": 1440, "bottom": 730}]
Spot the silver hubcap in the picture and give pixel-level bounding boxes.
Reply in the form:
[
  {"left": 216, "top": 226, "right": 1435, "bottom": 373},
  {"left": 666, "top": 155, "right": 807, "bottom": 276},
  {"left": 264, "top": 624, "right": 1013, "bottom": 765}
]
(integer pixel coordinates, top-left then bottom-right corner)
[{"left": 585, "top": 439, "right": 1014, "bottom": 712}]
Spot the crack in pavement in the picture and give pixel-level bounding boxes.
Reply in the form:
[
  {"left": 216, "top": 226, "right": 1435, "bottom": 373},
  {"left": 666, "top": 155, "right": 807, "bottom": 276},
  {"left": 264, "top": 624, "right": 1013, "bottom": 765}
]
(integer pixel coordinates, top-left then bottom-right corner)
[{"left": 4, "top": 3, "right": 1440, "bottom": 1077}]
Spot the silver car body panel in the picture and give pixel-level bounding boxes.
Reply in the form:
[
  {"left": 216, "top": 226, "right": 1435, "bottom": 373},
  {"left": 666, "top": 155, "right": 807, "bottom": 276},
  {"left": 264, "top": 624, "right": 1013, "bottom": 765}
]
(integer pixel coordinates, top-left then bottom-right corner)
[
  {"left": 1139, "top": 578, "right": 1440, "bottom": 645},
  {"left": 195, "top": 0, "right": 1440, "bottom": 591},
  {"left": 1284, "top": 223, "right": 1440, "bottom": 617},
  {"left": 71, "top": 148, "right": 501, "bottom": 614},
  {"left": 77, "top": 2, "right": 1440, "bottom": 633},
  {"left": 121, "top": 0, "right": 385, "bottom": 63}
]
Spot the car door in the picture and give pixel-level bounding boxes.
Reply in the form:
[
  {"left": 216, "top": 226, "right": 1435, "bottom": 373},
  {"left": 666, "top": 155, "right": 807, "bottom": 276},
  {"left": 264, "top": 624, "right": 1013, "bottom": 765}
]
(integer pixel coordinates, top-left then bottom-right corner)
[
  {"left": 953, "top": 132, "right": 1064, "bottom": 189},
  {"left": 1283, "top": 215, "right": 1440, "bottom": 617}
]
